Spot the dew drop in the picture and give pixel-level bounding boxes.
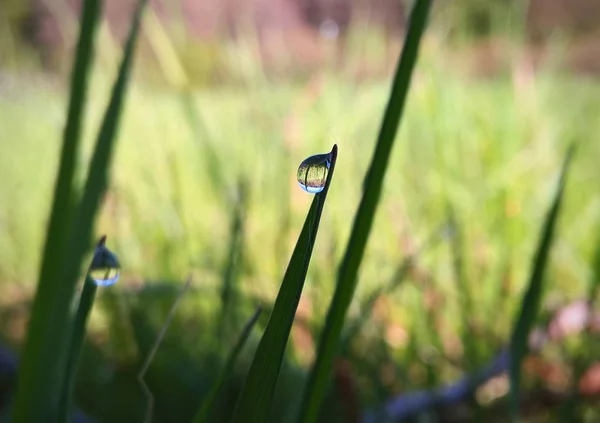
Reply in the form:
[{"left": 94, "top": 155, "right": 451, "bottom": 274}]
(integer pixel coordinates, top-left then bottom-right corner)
[
  {"left": 297, "top": 152, "right": 331, "bottom": 194},
  {"left": 89, "top": 244, "right": 121, "bottom": 287}
]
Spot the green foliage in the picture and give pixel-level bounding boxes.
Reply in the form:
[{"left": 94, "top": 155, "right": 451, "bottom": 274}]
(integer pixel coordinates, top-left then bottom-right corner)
[
  {"left": 298, "top": 1, "right": 433, "bottom": 421},
  {"left": 10, "top": 0, "right": 102, "bottom": 420},
  {"left": 9, "top": 0, "right": 147, "bottom": 421},
  {"left": 508, "top": 145, "right": 576, "bottom": 421},
  {"left": 0, "top": 0, "right": 599, "bottom": 422},
  {"left": 231, "top": 145, "right": 337, "bottom": 423},
  {"left": 58, "top": 273, "right": 98, "bottom": 423},
  {"left": 193, "top": 307, "right": 261, "bottom": 423}
]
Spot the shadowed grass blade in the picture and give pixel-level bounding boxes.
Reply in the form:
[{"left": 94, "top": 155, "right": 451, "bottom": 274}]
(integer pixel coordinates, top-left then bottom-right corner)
[
  {"left": 230, "top": 145, "right": 338, "bottom": 423},
  {"left": 57, "top": 278, "right": 97, "bottom": 423},
  {"left": 508, "top": 145, "right": 576, "bottom": 421},
  {"left": 62, "top": 0, "right": 147, "bottom": 296},
  {"left": 12, "top": 2, "right": 147, "bottom": 421},
  {"left": 193, "top": 307, "right": 262, "bottom": 423},
  {"left": 10, "top": 0, "right": 101, "bottom": 420},
  {"left": 58, "top": 236, "right": 118, "bottom": 423},
  {"left": 298, "top": 1, "right": 433, "bottom": 422}
]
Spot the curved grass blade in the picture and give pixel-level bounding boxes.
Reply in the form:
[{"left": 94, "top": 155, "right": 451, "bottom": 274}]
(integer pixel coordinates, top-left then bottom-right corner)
[
  {"left": 298, "top": 2, "right": 433, "bottom": 422},
  {"left": 230, "top": 145, "right": 338, "bottom": 423},
  {"left": 192, "top": 307, "right": 262, "bottom": 423},
  {"left": 57, "top": 236, "right": 110, "bottom": 423},
  {"left": 10, "top": 0, "right": 101, "bottom": 420},
  {"left": 508, "top": 145, "right": 576, "bottom": 421}
]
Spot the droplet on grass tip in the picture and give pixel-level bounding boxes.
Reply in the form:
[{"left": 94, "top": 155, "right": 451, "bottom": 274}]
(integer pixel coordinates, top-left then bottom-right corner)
[
  {"left": 297, "top": 152, "right": 331, "bottom": 194},
  {"left": 89, "top": 244, "right": 121, "bottom": 287}
]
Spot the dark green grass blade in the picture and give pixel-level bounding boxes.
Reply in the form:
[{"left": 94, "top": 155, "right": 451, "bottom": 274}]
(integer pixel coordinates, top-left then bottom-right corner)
[
  {"left": 57, "top": 278, "right": 97, "bottom": 423},
  {"left": 63, "top": 0, "right": 147, "bottom": 291},
  {"left": 230, "top": 145, "right": 338, "bottom": 423},
  {"left": 58, "top": 236, "right": 110, "bottom": 423},
  {"left": 12, "top": 2, "right": 147, "bottom": 421},
  {"left": 508, "top": 145, "right": 576, "bottom": 421},
  {"left": 10, "top": 0, "right": 101, "bottom": 421},
  {"left": 298, "top": 2, "right": 433, "bottom": 422},
  {"left": 192, "top": 307, "right": 262, "bottom": 423}
]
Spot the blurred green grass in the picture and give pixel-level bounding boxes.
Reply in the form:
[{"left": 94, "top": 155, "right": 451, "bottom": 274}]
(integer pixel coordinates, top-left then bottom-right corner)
[
  {"left": 1, "top": 44, "right": 597, "bottom": 294},
  {"left": 0, "top": 26, "right": 599, "bottom": 421}
]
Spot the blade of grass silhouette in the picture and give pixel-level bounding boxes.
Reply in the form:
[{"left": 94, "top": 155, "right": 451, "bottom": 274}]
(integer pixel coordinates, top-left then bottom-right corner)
[
  {"left": 508, "top": 145, "right": 576, "bottom": 422},
  {"left": 13, "top": 2, "right": 147, "bottom": 420},
  {"left": 192, "top": 307, "right": 262, "bottom": 423},
  {"left": 298, "top": 2, "right": 433, "bottom": 422},
  {"left": 10, "top": 0, "right": 101, "bottom": 420},
  {"left": 58, "top": 236, "right": 107, "bottom": 423},
  {"left": 138, "top": 275, "right": 192, "bottom": 423},
  {"left": 230, "top": 144, "right": 338, "bottom": 423},
  {"left": 62, "top": 0, "right": 147, "bottom": 295}
]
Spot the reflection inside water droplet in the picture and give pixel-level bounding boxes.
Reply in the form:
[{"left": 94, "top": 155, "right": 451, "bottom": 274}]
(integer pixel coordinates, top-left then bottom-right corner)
[
  {"left": 89, "top": 245, "right": 121, "bottom": 287},
  {"left": 297, "top": 152, "right": 331, "bottom": 194}
]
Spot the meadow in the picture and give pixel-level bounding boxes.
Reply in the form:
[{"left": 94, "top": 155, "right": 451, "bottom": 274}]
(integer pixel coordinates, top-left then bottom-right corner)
[{"left": 0, "top": 1, "right": 599, "bottom": 421}]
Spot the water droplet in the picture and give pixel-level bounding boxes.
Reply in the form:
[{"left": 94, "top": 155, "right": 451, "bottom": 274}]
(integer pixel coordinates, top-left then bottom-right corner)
[
  {"left": 297, "top": 152, "right": 331, "bottom": 194},
  {"left": 89, "top": 244, "right": 121, "bottom": 287}
]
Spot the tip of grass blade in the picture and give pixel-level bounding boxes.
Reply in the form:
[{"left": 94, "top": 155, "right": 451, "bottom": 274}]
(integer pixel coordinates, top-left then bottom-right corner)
[
  {"left": 297, "top": 1, "right": 433, "bottom": 421},
  {"left": 508, "top": 145, "right": 576, "bottom": 421},
  {"left": 230, "top": 144, "right": 337, "bottom": 423},
  {"left": 97, "top": 235, "right": 107, "bottom": 248}
]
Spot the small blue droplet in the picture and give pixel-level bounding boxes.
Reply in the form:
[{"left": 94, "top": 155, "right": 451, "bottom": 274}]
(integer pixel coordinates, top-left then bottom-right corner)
[
  {"left": 89, "top": 245, "right": 121, "bottom": 287},
  {"left": 297, "top": 152, "right": 331, "bottom": 194}
]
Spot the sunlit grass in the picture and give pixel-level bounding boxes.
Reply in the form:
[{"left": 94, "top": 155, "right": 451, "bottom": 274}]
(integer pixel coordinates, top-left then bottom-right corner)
[
  {"left": 0, "top": 33, "right": 599, "bottom": 421},
  {"left": 1, "top": 55, "right": 598, "bottom": 295}
]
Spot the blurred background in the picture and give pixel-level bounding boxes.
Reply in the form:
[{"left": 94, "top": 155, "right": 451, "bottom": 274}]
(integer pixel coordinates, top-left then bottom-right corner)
[{"left": 1, "top": 0, "right": 600, "bottom": 422}]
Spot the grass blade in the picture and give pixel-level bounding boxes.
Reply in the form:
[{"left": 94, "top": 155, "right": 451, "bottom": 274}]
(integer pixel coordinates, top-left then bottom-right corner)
[
  {"left": 63, "top": 0, "right": 147, "bottom": 293},
  {"left": 508, "top": 145, "right": 576, "bottom": 421},
  {"left": 12, "top": 2, "right": 147, "bottom": 421},
  {"left": 230, "top": 145, "right": 338, "bottom": 423},
  {"left": 58, "top": 236, "right": 117, "bottom": 423},
  {"left": 298, "top": 2, "right": 433, "bottom": 422},
  {"left": 192, "top": 307, "right": 262, "bottom": 423},
  {"left": 10, "top": 0, "right": 101, "bottom": 420},
  {"left": 56, "top": 277, "right": 98, "bottom": 423}
]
